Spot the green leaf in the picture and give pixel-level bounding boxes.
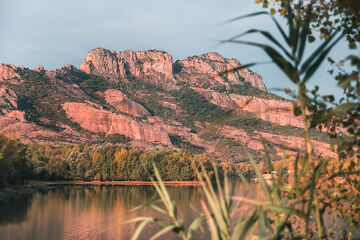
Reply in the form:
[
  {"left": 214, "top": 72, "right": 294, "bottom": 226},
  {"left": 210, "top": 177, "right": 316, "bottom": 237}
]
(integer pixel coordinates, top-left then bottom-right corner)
[
  {"left": 218, "top": 61, "right": 271, "bottom": 76},
  {"left": 329, "top": 103, "right": 356, "bottom": 115},
  {"left": 232, "top": 197, "right": 306, "bottom": 218},
  {"left": 223, "top": 11, "right": 269, "bottom": 24},
  {"left": 285, "top": 1, "right": 295, "bottom": 50},
  {"left": 271, "top": 15, "right": 290, "bottom": 45},
  {"left": 258, "top": 207, "right": 267, "bottom": 239},
  {"left": 223, "top": 29, "right": 293, "bottom": 60},
  {"left": 297, "top": 1, "right": 314, "bottom": 63},
  {"left": 231, "top": 211, "right": 258, "bottom": 240},
  {"left": 228, "top": 40, "right": 299, "bottom": 83},
  {"left": 270, "top": 212, "right": 291, "bottom": 239},
  {"left": 302, "top": 34, "right": 345, "bottom": 83},
  {"left": 187, "top": 215, "right": 206, "bottom": 239},
  {"left": 300, "top": 31, "right": 339, "bottom": 74}
]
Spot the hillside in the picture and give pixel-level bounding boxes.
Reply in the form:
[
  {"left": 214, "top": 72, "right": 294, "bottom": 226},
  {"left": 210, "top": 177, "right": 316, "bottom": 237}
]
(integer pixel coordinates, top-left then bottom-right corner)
[{"left": 0, "top": 48, "right": 333, "bottom": 161}]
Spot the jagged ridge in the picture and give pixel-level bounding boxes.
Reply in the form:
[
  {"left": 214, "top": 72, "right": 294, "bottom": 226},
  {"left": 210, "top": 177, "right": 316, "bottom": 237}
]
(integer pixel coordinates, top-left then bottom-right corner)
[{"left": 0, "top": 49, "right": 333, "bottom": 161}]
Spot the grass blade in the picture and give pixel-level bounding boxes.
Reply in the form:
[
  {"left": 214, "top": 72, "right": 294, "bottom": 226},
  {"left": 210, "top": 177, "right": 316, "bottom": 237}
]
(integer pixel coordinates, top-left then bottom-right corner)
[
  {"left": 231, "top": 211, "right": 258, "bottom": 240},
  {"left": 223, "top": 11, "right": 269, "bottom": 24},
  {"left": 149, "top": 225, "right": 176, "bottom": 240},
  {"left": 258, "top": 207, "right": 267, "bottom": 240},
  {"left": 131, "top": 218, "right": 153, "bottom": 240},
  {"left": 246, "top": 151, "right": 273, "bottom": 203}
]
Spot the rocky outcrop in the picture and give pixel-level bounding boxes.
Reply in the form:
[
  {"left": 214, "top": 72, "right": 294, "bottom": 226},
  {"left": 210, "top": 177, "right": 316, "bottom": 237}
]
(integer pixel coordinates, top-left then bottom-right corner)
[
  {"left": 0, "top": 64, "right": 20, "bottom": 82},
  {"left": 0, "top": 87, "right": 18, "bottom": 114},
  {"left": 220, "top": 125, "right": 335, "bottom": 157},
  {"left": 80, "top": 48, "right": 175, "bottom": 87},
  {"left": 35, "top": 65, "right": 45, "bottom": 73},
  {"left": 62, "top": 102, "right": 170, "bottom": 144},
  {"left": 229, "top": 94, "right": 303, "bottom": 128},
  {"left": 174, "top": 52, "right": 266, "bottom": 91},
  {"left": 80, "top": 48, "right": 266, "bottom": 91},
  {"left": 192, "top": 88, "right": 303, "bottom": 128},
  {"left": 80, "top": 48, "right": 126, "bottom": 80},
  {"left": 104, "top": 89, "right": 150, "bottom": 117}
]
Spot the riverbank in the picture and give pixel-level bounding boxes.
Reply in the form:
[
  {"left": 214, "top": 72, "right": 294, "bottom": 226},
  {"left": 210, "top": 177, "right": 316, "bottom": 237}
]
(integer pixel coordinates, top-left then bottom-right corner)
[
  {"left": 28, "top": 180, "right": 202, "bottom": 187},
  {"left": 0, "top": 180, "right": 201, "bottom": 201},
  {"left": 0, "top": 186, "right": 34, "bottom": 202}
]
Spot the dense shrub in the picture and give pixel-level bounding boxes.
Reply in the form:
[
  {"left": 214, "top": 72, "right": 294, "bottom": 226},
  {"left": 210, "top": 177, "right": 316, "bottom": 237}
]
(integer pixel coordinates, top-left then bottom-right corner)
[
  {"left": 0, "top": 135, "right": 32, "bottom": 187},
  {"left": 28, "top": 143, "right": 213, "bottom": 181},
  {"left": 171, "top": 87, "right": 224, "bottom": 122},
  {"left": 213, "top": 82, "right": 285, "bottom": 101}
]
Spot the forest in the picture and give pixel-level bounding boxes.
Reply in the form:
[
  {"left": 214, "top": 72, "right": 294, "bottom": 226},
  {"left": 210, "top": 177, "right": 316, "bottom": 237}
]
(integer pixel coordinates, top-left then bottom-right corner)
[{"left": 0, "top": 134, "right": 221, "bottom": 187}]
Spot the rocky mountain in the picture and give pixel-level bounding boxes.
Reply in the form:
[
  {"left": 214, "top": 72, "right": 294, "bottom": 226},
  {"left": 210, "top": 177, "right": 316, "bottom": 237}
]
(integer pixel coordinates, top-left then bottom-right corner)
[{"left": 0, "top": 48, "right": 333, "bottom": 161}]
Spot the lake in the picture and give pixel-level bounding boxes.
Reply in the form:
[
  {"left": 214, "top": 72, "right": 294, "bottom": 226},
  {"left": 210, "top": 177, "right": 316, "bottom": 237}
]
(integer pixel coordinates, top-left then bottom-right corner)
[{"left": 0, "top": 181, "right": 259, "bottom": 240}]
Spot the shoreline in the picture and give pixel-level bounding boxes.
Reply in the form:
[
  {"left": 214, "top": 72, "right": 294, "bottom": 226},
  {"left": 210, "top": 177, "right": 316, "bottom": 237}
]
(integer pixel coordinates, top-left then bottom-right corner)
[
  {"left": 28, "top": 180, "right": 202, "bottom": 187},
  {"left": 0, "top": 180, "right": 201, "bottom": 201}
]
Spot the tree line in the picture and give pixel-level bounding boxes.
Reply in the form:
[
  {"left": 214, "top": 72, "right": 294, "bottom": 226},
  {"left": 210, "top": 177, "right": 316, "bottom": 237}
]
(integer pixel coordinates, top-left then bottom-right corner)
[{"left": 0, "top": 134, "right": 217, "bottom": 187}]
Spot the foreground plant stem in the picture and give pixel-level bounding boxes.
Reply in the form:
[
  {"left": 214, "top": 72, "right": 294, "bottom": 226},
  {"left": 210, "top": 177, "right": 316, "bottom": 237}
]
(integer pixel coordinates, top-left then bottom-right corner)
[{"left": 298, "top": 82, "right": 313, "bottom": 164}]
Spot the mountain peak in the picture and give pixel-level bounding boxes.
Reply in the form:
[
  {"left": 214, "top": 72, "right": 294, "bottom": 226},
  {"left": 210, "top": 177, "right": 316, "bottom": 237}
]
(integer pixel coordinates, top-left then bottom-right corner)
[{"left": 80, "top": 48, "right": 266, "bottom": 91}]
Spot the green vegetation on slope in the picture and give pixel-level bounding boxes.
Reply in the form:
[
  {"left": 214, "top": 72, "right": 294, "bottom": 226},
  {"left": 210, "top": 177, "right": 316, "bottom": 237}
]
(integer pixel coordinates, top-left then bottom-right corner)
[
  {"left": 213, "top": 82, "right": 285, "bottom": 100},
  {"left": 171, "top": 87, "right": 225, "bottom": 122},
  {"left": 169, "top": 134, "right": 205, "bottom": 154},
  {"left": 13, "top": 69, "right": 81, "bottom": 131},
  {"left": 218, "top": 113, "right": 330, "bottom": 142}
]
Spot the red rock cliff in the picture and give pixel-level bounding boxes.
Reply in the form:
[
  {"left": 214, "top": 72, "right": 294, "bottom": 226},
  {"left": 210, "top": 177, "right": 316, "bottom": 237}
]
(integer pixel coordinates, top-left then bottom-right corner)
[{"left": 80, "top": 48, "right": 266, "bottom": 91}]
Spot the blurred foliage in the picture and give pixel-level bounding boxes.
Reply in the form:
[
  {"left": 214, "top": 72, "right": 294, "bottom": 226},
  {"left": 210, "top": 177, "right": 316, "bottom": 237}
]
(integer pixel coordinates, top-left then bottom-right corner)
[{"left": 258, "top": 0, "right": 360, "bottom": 46}]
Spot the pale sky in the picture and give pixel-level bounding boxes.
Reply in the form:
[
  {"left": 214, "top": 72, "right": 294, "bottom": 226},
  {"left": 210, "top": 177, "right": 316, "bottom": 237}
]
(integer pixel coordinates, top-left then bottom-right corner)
[{"left": 0, "top": 0, "right": 354, "bottom": 98}]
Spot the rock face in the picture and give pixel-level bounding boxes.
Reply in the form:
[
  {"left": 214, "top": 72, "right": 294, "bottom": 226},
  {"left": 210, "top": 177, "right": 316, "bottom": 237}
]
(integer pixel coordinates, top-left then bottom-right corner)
[
  {"left": 174, "top": 52, "right": 266, "bottom": 91},
  {"left": 80, "top": 48, "right": 265, "bottom": 90},
  {"left": 0, "top": 48, "right": 334, "bottom": 160},
  {"left": 63, "top": 102, "right": 170, "bottom": 144},
  {"left": 104, "top": 89, "right": 150, "bottom": 117},
  {"left": 34, "top": 65, "right": 45, "bottom": 73},
  {"left": 0, "top": 64, "right": 20, "bottom": 82},
  {"left": 80, "top": 48, "right": 175, "bottom": 87},
  {"left": 0, "top": 87, "right": 18, "bottom": 114},
  {"left": 229, "top": 94, "right": 303, "bottom": 128},
  {"left": 192, "top": 88, "right": 303, "bottom": 127}
]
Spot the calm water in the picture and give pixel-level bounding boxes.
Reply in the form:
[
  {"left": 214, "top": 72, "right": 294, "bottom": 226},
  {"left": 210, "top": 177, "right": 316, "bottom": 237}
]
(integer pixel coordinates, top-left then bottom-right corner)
[{"left": 0, "top": 181, "right": 258, "bottom": 240}]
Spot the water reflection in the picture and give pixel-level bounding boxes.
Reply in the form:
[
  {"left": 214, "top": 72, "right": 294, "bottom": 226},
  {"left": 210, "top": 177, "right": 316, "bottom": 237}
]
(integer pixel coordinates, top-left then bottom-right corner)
[
  {"left": 0, "top": 182, "right": 260, "bottom": 240},
  {"left": 0, "top": 194, "right": 33, "bottom": 225}
]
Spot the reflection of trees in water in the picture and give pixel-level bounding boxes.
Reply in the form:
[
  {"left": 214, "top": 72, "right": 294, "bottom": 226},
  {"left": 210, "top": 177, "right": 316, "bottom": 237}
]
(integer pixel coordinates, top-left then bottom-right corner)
[
  {"left": 0, "top": 183, "right": 258, "bottom": 239},
  {"left": 44, "top": 185, "right": 204, "bottom": 213},
  {"left": 14, "top": 185, "right": 204, "bottom": 222},
  {"left": 0, "top": 193, "right": 33, "bottom": 225}
]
